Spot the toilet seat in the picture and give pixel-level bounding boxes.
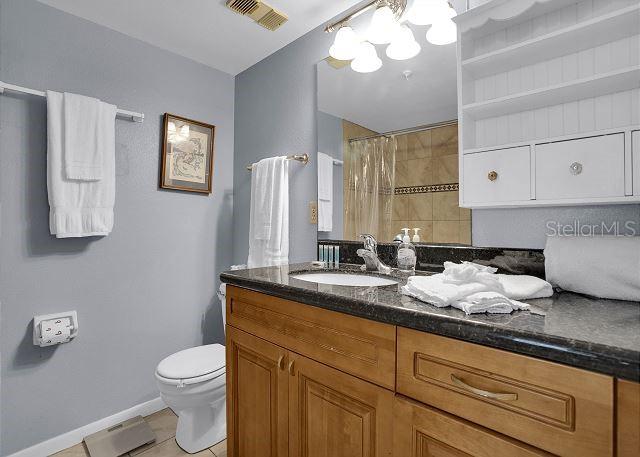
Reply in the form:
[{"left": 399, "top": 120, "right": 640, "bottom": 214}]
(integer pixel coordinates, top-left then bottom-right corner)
[{"left": 155, "top": 344, "right": 225, "bottom": 386}]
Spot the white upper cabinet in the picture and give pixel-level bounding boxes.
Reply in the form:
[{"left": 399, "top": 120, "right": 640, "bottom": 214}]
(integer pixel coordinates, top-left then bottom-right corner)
[{"left": 455, "top": 0, "right": 640, "bottom": 208}]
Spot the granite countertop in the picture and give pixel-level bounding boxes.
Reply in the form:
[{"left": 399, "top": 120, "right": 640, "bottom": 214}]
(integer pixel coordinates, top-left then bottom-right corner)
[{"left": 221, "top": 263, "right": 640, "bottom": 381}]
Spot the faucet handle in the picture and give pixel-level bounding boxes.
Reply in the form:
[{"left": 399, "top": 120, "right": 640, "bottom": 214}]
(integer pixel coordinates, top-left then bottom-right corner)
[{"left": 360, "top": 234, "right": 377, "bottom": 253}]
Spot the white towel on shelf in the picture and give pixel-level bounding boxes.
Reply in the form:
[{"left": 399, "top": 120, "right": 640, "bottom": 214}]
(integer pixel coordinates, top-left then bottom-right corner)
[
  {"left": 401, "top": 261, "right": 553, "bottom": 314},
  {"left": 247, "top": 156, "right": 289, "bottom": 268},
  {"left": 317, "top": 152, "right": 333, "bottom": 232},
  {"left": 545, "top": 235, "right": 640, "bottom": 302},
  {"left": 47, "top": 90, "right": 117, "bottom": 238}
]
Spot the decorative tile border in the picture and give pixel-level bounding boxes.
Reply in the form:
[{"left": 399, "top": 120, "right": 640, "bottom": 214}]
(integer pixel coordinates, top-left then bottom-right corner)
[{"left": 395, "top": 183, "right": 459, "bottom": 195}]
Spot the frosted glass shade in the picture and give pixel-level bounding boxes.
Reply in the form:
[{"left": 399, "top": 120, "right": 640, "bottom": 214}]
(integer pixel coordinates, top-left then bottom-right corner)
[
  {"left": 329, "top": 26, "right": 360, "bottom": 61},
  {"left": 367, "top": 6, "right": 398, "bottom": 45},
  {"left": 426, "top": 19, "right": 457, "bottom": 45},
  {"left": 386, "top": 25, "right": 421, "bottom": 60},
  {"left": 351, "top": 42, "right": 382, "bottom": 73}
]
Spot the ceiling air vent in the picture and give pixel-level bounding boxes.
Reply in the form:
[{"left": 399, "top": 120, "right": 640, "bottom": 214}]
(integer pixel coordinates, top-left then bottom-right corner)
[{"left": 226, "top": 0, "right": 288, "bottom": 31}]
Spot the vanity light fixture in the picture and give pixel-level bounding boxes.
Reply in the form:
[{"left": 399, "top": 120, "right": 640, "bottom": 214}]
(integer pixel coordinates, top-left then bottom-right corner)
[{"left": 325, "top": 0, "right": 457, "bottom": 72}]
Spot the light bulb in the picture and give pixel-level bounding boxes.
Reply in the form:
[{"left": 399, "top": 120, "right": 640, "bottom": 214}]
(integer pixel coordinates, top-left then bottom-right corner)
[
  {"left": 329, "top": 25, "right": 360, "bottom": 61},
  {"left": 351, "top": 42, "right": 382, "bottom": 73},
  {"left": 386, "top": 25, "right": 421, "bottom": 60},
  {"left": 406, "top": 0, "right": 454, "bottom": 26},
  {"left": 367, "top": 6, "right": 398, "bottom": 45},
  {"left": 426, "top": 18, "right": 457, "bottom": 45}
]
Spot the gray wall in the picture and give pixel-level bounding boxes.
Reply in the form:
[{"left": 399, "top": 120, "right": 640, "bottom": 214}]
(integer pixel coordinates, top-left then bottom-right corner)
[
  {"left": 317, "top": 111, "right": 343, "bottom": 241},
  {"left": 0, "top": 1, "right": 234, "bottom": 454},
  {"left": 232, "top": 25, "right": 334, "bottom": 264},
  {"left": 236, "top": 23, "right": 640, "bottom": 256}
]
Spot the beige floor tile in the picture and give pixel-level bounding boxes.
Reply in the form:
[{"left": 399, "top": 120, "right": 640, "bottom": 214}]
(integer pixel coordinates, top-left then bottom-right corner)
[
  {"left": 136, "top": 438, "right": 212, "bottom": 457},
  {"left": 407, "top": 157, "right": 433, "bottom": 186},
  {"left": 433, "top": 154, "right": 458, "bottom": 184},
  {"left": 407, "top": 194, "right": 432, "bottom": 221},
  {"left": 210, "top": 439, "right": 227, "bottom": 457},
  {"left": 51, "top": 442, "right": 90, "bottom": 457},
  {"left": 130, "top": 408, "right": 178, "bottom": 455},
  {"left": 433, "top": 221, "right": 460, "bottom": 244},
  {"left": 433, "top": 191, "right": 460, "bottom": 221}
]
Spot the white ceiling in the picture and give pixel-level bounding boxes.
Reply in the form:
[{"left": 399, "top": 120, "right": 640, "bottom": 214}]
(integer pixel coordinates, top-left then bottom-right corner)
[
  {"left": 318, "top": 0, "right": 465, "bottom": 133},
  {"left": 37, "top": 0, "right": 362, "bottom": 75}
]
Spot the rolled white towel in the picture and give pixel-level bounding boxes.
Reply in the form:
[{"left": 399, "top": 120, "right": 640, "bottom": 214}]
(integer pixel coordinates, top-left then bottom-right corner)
[
  {"left": 452, "top": 291, "right": 531, "bottom": 315},
  {"left": 545, "top": 236, "right": 640, "bottom": 302}
]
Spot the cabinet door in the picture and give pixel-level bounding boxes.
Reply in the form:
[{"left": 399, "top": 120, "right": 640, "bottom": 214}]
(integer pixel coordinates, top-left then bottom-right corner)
[
  {"left": 617, "top": 379, "right": 640, "bottom": 457},
  {"left": 393, "top": 396, "right": 548, "bottom": 457},
  {"left": 633, "top": 131, "right": 639, "bottom": 196},
  {"left": 226, "top": 326, "right": 289, "bottom": 457},
  {"left": 288, "top": 352, "right": 394, "bottom": 457}
]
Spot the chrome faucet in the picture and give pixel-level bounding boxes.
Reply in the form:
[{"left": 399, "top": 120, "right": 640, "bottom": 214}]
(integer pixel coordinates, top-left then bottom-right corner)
[{"left": 357, "top": 234, "right": 392, "bottom": 275}]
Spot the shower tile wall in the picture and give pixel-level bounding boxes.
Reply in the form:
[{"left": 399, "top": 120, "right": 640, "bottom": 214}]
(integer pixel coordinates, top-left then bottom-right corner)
[{"left": 391, "top": 123, "right": 471, "bottom": 244}]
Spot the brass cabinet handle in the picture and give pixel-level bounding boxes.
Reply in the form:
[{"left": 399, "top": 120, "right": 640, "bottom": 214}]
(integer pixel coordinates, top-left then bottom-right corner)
[
  {"left": 450, "top": 374, "right": 518, "bottom": 401},
  {"left": 287, "top": 360, "right": 295, "bottom": 376},
  {"left": 487, "top": 170, "right": 498, "bottom": 181},
  {"left": 277, "top": 355, "right": 285, "bottom": 370}
]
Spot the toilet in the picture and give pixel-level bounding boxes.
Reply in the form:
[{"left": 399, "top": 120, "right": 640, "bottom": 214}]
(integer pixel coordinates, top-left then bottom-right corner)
[{"left": 155, "top": 284, "right": 228, "bottom": 453}]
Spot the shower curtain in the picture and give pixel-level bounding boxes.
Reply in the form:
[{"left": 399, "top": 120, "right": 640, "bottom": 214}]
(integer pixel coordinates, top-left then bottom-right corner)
[{"left": 344, "top": 136, "right": 396, "bottom": 241}]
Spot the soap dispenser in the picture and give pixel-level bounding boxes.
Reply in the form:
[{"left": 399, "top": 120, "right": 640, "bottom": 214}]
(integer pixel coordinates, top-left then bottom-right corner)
[
  {"left": 412, "top": 228, "right": 421, "bottom": 243},
  {"left": 397, "top": 228, "right": 417, "bottom": 274}
]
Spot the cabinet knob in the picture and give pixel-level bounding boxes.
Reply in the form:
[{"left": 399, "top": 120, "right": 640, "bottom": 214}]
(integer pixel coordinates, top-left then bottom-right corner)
[
  {"left": 487, "top": 171, "right": 498, "bottom": 181},
  {"left": 287, "top": 360, "right": 295, "bottom": 376},
  {"left": 569, "top": 162, "right": 583, "bottom": 175},
  {"left": 277, "top": 355, "right": 285, "bottom": 370}
]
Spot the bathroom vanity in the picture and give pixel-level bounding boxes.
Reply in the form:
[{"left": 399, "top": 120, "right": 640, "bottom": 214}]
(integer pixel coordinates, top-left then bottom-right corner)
[{"left": 221, "top": 265, "right": 640, "bottom": 457}]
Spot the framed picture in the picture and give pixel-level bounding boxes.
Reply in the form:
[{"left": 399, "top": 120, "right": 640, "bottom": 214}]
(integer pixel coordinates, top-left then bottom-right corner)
[{"left": 160, "top": 113, "right": 215, "bottom": 194}]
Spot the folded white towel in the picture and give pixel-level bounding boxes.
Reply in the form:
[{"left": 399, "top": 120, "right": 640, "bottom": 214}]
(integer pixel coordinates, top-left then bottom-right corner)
[
  {"left": 545, "top": 235, "right": 640, "bottom": 301},
  {"left": 317, "top": 152, "right": 333, "bottom": 232},
  {"left": 47, "top": 91, "right": 117, "bottom": 238},
  {"left": 248, "top": 156, "right": 289, "bottom": 268},
  {"left": 452, "top": 291, "right": 531, "bottom": 315},
  {"left": 496, "top": 274, "right": 553, "bottom": 300},
  {"left": 62, "top": 92, "right": 114, "bottom": 181},
  {"left": 402, "top": 275, "right": 496, "bottom": 308}
]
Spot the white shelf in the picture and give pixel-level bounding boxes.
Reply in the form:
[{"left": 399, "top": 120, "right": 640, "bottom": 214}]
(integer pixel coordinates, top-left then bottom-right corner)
[
  {"left": 462, "top": 4, "right": 640, "bottom": 78},
  {"left": 461, "top": 195, "right": 640, "bottom": 209},
  {"left": 462, "top": 66, "right": 640, "bottom": 120}
]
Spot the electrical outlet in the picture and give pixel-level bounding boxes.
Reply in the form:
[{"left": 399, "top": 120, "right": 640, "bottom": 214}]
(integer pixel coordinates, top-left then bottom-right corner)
[{"left": 309, "top": 201, "right": 318, "bottom": 224}]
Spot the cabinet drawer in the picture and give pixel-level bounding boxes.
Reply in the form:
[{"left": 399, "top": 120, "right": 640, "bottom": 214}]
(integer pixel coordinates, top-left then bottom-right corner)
[
  {"left": 394, "top": 395, "right": 549, "bottom": 457},
  {"left": 226, "top": 285, "right": 396, "bottom": 389},
  {"left": 463, "top": 146, "right": 531, "bottom": 204},
  {"left": 397, "top": 328, "right": 614, "bottom": 457},
  {"left": 535, "top": 134, "right": 625, "bottom": 200}
]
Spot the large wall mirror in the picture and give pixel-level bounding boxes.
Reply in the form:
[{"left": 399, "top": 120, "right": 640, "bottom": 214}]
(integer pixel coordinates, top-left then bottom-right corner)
[{"left": 316, "top": 0, "right": 470, "bottom": 245}]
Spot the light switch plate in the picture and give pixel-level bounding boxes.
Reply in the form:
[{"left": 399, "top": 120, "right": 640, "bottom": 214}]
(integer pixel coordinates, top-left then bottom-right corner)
[{"left": 309, "top": 201, "right": 318, "bottom": 224}]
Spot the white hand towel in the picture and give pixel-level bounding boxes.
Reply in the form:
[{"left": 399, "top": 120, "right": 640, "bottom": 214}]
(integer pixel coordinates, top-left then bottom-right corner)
[
  {"left": 545, "top": 235, "right": 640, "bottom": 301},
  {"left": 248, "top": 157, "right": 289, "bottom": 268},
  {"left": 317, "top": 152, "right": 333, "bottom": 232},
  {"left": 402, "top": 274, "right": 495, "bottom": 307},
  {"left": 62, "top": 92, "right": 114, "bottom": 181},
  {"left": 47, "top": 91, "right": 117, "bottom": 238},
  {"left": 452, "top": 291, "right": 531, "bottom": 315},
  {"left": 496, "top": 274, "right": 553, "bottom": 300}
]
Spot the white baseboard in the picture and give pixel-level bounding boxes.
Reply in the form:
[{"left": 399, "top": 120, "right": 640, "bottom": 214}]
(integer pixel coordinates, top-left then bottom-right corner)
[{"left": 8, "top": 397, "right": 166, "bottom": 457}]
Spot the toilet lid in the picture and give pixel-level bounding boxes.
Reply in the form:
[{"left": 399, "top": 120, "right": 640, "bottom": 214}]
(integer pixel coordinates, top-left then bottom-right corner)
[{"left": 156, "top": 344, "right": 225, "bottom": 380}]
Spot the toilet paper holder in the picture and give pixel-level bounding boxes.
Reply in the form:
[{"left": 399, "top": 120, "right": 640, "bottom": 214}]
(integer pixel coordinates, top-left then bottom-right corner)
[{"left": 33, "top": 311, "right": 79, "bottom": 347}]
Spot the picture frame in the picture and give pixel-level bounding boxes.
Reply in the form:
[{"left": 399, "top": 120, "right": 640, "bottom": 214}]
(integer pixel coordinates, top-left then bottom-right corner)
[{"left": 160, "top": 113, "right": 216, "bottom": 194}]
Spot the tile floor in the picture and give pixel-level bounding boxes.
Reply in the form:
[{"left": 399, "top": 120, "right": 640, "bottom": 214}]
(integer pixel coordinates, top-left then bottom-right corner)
[{"left": 51, "top": 409, "right": 226, "bottom": 457}]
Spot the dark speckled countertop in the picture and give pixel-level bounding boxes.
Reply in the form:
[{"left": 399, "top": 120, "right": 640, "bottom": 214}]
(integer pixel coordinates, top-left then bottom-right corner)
[{"left": 221, "top": 263, "right": 640, "bottom": 381}]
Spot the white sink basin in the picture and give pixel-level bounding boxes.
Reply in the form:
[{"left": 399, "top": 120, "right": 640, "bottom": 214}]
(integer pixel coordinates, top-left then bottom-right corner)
[{"left": 290, "top": 272, "right": 398, "bottom": 287}]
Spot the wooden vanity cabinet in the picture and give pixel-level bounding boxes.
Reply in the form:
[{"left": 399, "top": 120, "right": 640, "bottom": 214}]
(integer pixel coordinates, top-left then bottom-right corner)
[{"left": 617, "top": 379, "right": 640, "bottom": 457}]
